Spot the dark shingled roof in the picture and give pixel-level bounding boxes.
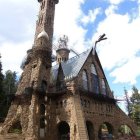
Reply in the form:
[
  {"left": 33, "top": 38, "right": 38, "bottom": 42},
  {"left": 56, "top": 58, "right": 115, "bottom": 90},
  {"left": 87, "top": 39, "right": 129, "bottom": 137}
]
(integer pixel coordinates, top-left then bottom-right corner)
[{"left": 52, "top": 48, "right": 92, "bottom": 81}]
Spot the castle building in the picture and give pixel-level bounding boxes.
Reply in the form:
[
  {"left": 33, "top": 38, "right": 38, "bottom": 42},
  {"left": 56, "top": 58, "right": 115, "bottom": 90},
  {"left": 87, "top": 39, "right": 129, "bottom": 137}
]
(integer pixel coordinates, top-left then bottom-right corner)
[{"left": 0, "top": 0, "right": 137, "bottom": 140}]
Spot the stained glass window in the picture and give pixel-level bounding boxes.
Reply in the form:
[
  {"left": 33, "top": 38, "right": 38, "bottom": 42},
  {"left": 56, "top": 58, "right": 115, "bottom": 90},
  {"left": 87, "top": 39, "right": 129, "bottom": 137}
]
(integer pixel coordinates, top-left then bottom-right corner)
[
  {"left": 82, "top": 70, "right": 88, "bottom": 90},
  {"left": 102, "top": 79, "right": 106, "bottom": 95},
  {"left": 91, "top": 64, "right": 99, "bottom": 93}
]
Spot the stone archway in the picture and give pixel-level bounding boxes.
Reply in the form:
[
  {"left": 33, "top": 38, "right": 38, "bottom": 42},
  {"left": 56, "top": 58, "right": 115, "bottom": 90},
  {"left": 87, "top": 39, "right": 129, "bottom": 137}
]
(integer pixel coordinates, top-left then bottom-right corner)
[
  {"left": 118, "top": 124, "right": 135, "bottom": 138},
  {"left": 86, "top": 121, "right": 94, "bottom": 140},
  {"left": 58, "top": 121, "right": 70, "bottom": 140},
  {"left": 8, "top": 120, "right": 22, "bottom": 134},
  {"left": 98, "top": 122, "right": 114, "bottom": 139}
]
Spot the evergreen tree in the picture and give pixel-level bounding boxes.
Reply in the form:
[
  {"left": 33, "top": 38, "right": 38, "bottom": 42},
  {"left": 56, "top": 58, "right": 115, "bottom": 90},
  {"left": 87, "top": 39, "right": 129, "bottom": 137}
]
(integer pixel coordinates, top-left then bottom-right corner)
[
  {"left": 0, "top": 54, "right": 4, "bottom": 101},
  {"left": 130, "top": 86, "right": 140, "bottom": 126},
  {"left": 3, "top": 70, "right": 17, "bottom": 95},
  {"left": 124, "top": 88, "right": 132, "bottom": 116},
  {"left": 0, "top": 55, "right": 18, "bottom": 121}
]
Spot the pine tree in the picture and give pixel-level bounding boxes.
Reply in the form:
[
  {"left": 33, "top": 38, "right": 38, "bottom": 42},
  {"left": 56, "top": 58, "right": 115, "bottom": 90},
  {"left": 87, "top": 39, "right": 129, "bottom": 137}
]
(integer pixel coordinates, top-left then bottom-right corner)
[
  {"left": 3, "top": 70, "right": 17, "bottom": 95},
  {"left": 0, "top": 54, "right": 4, "bottom": 101},
  {"left": 124, "top": 88, "right": 132, "bottom": 116},
  {"left": 0, "top": 69, "right": 18, "bottom": 121},
  {"left": 130, "top": 86, "right": 140, "bottom": 126}
]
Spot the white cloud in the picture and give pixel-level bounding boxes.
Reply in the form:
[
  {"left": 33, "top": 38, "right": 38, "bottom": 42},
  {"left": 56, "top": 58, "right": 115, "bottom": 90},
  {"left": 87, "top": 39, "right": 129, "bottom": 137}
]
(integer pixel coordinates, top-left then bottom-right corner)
[
  {"left": 92, "top": 4, "right": 140, "bottom": 84},
  {"left": 105, "top": 5, "right": 118, "bottom": 16},
  {"left": 54, "top": 0, "right": 87, "bottom": 53},
  {"left": 0, "top": 0, "right": 38, "bottom": 42},
  {"left": 81, "top": 8, "right": 102, "bottom": 26},
  {"left": 0, "top": 41, "right": 32, "bottom": 75},
  {"left": 110, "top": 57, "right": 140, "bottom": 84},
  {"left": 106, "top": 0, "right": 124, "bottom": 5},
  {"left": 0, "top": 0, "right": 39, "bottom": 75}
]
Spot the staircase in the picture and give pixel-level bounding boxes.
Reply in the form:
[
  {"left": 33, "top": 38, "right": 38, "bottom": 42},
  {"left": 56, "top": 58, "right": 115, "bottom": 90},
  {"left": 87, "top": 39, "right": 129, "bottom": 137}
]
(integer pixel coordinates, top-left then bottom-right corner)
[{"left": 73, "top": 95, "right": 89, "bottom": 140}]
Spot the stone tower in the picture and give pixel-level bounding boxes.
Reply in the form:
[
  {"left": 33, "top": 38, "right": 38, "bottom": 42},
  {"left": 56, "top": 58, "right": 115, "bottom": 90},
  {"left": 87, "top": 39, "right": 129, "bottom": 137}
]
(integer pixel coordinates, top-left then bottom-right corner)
[
  {"left": 0, "top": 0, "right": 138, "bottom": 140},
  {"left": 0, "top": 0, "right": 59, "bottom": 139}
]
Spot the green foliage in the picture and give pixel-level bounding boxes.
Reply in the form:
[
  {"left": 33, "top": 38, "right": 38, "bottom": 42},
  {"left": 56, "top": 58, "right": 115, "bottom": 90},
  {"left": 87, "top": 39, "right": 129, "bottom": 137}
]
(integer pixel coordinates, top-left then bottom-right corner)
[
  {"left": 118, "top": 125, "right": 132, "bottom": 134},
  {"left": 131, "top": 86, "right": 140, "bottom": 104},
  {"left": 3, "top": 70, "right": 17, "bottom": 95},
  {"left": 0, "top": 55, "right": 4, "bottom": 100},
  {"left": 125, "top": 86, "right": 140, "bottom": 126},
  {"left": 0, "top": 69, "right": 18, "bottom": 122},
  {"left": 136, "top": 126, "right": 140, "bottom": 136}
]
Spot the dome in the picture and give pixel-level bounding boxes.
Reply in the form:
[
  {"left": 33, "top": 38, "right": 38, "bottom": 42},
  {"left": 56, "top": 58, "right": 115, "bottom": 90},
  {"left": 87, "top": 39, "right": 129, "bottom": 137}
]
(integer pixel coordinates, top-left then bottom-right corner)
[{"left": 37, "top": 30, "right": 49, "bottom": 40}]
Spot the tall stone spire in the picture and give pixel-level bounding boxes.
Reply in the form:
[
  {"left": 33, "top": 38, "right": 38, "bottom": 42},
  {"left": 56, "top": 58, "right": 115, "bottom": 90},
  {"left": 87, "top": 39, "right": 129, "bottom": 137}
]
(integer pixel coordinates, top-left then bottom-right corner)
[
  {"left": 0, "top": 0, "right": 59, "bottom": 139},
  {"left": 34, "top": 0, "right": 59, "bottom": 47}
]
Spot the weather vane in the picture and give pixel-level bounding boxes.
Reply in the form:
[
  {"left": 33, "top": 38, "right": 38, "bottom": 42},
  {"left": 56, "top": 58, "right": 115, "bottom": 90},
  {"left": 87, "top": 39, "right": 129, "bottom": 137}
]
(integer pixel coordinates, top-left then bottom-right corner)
[{"left": 95, "top": 33, "right": 107, "bottom": 48}]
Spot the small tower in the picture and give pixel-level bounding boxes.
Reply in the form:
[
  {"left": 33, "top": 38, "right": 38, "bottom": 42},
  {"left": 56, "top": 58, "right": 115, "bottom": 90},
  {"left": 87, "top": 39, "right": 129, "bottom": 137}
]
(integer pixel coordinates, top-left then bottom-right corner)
[{"left": 56, "top": 35, "right": 70, "bottom": 63}]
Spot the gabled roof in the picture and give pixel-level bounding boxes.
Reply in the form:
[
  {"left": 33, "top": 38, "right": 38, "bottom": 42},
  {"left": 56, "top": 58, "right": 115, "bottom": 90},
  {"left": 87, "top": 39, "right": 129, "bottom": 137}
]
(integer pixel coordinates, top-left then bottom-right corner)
[{"left": 52, "top": 48, "right": 92, "bottom": 81}]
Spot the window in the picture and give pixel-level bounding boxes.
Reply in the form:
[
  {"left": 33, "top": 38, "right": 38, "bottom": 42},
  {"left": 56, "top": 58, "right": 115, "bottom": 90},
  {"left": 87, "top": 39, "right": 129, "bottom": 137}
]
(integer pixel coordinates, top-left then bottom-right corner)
[
  {"left": 102, "top": 79, "right": 106, "bottom": 95},
  {"left": 41, "top": 80, "right": 47, "bottom": 92},
  {"left": 91, "top": 64, "right": 99, "bottom": 93},
  {"left": 82, "top": 70, "right": 88, "bottom": 90},
  {"left": 40, "top": 104, "right": 45, "bottom": 116}
]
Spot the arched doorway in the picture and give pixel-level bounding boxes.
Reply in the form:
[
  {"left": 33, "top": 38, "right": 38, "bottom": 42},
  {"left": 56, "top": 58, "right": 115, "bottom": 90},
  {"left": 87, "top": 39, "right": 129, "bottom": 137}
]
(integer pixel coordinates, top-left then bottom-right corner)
[
  {"left": 8, "top": 120, "right": 22, "bottom": 134},
  {"left": 118, "top": 124, "right": 134, "bottom": 138},
  {"left": 98, "top": 122, "right": 114, "bottom": 139},
  {"left": 58, "top": 121, "right": 70, "bottom": 140},
  {"left": 86, "top": 121, "right": 94, "bottom": 140}
]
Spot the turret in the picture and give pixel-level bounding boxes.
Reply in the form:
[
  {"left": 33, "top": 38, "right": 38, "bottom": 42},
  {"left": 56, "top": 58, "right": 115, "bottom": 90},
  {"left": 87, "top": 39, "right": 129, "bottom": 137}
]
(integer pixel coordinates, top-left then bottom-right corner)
[{"left": 56, "top": 35, "right": 70, "bottom": 63}]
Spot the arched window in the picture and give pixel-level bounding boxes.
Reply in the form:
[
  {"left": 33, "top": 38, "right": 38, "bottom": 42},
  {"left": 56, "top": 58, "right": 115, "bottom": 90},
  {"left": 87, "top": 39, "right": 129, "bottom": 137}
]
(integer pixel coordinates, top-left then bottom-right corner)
[
  {"left": 82, "top": 70, "right": 88, "bottom": 90},
  {"left": 98, "top": 122, "right": 114, "bottom": 139},
  {"left": 41, "top": 80, "right": 47, "bottom": 93},
  {"left": 102, "top": 79, "right": 106, "bottom": 95},
  {"left": 40, "top": 104, "right": 45, "bottom": 116},
  {"left": 91, "top": 64, "right": 99, "bottom": 93},
  {"left": 91, "top": 64, "right": 97, "bottom": 75}
]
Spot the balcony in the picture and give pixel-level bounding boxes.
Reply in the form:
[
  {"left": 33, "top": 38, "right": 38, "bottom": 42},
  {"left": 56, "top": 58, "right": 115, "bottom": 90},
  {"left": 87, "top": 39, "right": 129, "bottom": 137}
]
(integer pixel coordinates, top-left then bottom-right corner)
[{"left": 78, "top": 85, "right": 116, "bottom": 104}]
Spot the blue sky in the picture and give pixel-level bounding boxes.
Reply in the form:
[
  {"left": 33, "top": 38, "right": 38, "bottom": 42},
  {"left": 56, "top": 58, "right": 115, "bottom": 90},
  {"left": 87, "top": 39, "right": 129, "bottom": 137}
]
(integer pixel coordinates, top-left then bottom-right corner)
[{"left": 0, "top": 0, "right": 140, "bottom": 111}]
